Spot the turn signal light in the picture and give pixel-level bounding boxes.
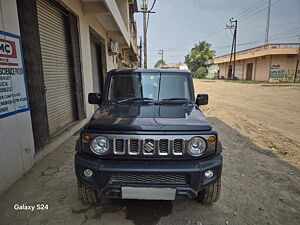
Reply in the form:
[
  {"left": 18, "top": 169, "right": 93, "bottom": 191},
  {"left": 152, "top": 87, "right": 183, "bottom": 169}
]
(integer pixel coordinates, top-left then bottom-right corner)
[
  {"left": 82, "top": 134, "right": 90, "bottom": 143},
  {"left": 207, "top": 136, "right": 216, "bottom": 144}
]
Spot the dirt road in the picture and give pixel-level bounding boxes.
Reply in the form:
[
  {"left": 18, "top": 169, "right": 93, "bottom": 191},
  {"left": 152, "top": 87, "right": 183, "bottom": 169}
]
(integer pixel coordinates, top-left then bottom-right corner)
[
  {"left": 0, "top": 80, "right": 299, "bottom": 225},
  {"left": 194, "top": 80, "right": 300, "bottom": 167}
]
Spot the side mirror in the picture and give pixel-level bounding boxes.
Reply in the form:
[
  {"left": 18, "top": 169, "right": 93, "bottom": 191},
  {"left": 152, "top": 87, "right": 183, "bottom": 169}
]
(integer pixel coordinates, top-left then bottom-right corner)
[
  {"left": 88, "top": 93, "right": 102, "bottom": 105},
  {"left": 196, "top": 94, "right": 208, "bottom": 106}
]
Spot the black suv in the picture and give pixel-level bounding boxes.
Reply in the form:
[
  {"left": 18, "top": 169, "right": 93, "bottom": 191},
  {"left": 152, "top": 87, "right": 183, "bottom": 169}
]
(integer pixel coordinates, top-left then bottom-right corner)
[{"left": 75, "top": 69, "right": 222, "bottom": 204}]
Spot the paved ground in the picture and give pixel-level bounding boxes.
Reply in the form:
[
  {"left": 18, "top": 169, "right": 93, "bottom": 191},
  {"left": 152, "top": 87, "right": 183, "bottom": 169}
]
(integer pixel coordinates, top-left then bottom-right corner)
[{"left": 0, "top": 80, "right": 299, "bottom": 225}]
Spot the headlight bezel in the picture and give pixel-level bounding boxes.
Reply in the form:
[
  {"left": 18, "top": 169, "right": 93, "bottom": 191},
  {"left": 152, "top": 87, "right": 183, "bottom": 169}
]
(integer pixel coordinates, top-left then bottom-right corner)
[
  {"left": 90, "top": 136, "right": 110, "bottom": 155},
  {"left": 187, "top": 136, "right": 207, "bottom": 157}
]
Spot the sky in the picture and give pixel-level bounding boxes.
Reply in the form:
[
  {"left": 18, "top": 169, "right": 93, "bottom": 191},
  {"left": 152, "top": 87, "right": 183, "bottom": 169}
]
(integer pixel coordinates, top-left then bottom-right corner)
[{"left": 134, "top": 0, "right": 300, "bottom": 68}]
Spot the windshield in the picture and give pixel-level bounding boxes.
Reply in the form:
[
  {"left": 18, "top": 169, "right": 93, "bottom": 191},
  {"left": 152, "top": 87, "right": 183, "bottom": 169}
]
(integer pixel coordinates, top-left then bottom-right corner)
[{"left": 108, "top": 73, "right": 192, "bottom": 102}]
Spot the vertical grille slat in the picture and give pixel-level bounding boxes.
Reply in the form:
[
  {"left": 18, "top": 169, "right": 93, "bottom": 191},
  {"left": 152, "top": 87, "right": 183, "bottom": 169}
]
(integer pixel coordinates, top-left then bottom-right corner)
[
  {"left": 129, "top": 139, "right": 139, "bottom": 155},
  {"left": 173, "top": 139, "right": 184, "bottom": 155},
  {"left": 159, "top": 139, "right": 169, "bottom": 155},
  {"left": 114, "top": 139, "right": 125, "bottom": 154}
]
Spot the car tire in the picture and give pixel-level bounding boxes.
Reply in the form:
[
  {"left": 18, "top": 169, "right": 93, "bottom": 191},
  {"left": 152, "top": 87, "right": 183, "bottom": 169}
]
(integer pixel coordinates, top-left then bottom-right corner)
[
  {"left": 196, "top": 179, "right": 221, "bottom": 204},
  {"left": 78, "top": 180, "right": 99, "bottom": 204}
]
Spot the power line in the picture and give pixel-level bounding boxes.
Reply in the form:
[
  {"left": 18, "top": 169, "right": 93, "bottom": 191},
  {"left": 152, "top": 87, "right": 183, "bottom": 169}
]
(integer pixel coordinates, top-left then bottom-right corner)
[
  {"left": 235, "top": 0, "right": 267, "bottom": 19},
  {"left": 269, "top": 26, "right": 300, "bottom": 39},
  {"left": 237, "top": 0, "right": 269, "bottom": 21},
  {"left": 270, "top": 34, "right": 300, "bottom": 41},
  {"left": 166, "top": 0, "right": 272, "bottom": 50},
  {"left": 175, "top": 27, "right": 226, "bottom": 49},
  {"left": 239, "top": 0, "right": 281, "bottom": 22},
  {"left": 243, "top": 22, "right": 300, "bottom": 27},
  {"left": 146, "top": 0, "right": 157, "bottom": 32},
  {"left": 150, "top": 27, "right": 300, "bottom": 54},
  {"left": 148, "top": 0, "right": 157, "bottom": 12},
  {"left": 239, "top": 22, "right": 300, "bottom": 28}
]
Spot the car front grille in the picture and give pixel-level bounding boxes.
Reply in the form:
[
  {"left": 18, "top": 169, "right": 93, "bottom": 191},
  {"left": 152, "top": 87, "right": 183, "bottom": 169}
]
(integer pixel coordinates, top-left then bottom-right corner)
[
  {"left": 111, "top": 173, "right": 188, "bottom": 185},
  {"left": 112, "top": 138, "right": 186, "bottom": 156}
]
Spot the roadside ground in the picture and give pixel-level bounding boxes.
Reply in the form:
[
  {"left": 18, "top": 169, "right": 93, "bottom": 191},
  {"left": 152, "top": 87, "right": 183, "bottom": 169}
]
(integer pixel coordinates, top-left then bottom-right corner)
[{"left": 0, "top": 80, "right": 299, "bottom": 225}]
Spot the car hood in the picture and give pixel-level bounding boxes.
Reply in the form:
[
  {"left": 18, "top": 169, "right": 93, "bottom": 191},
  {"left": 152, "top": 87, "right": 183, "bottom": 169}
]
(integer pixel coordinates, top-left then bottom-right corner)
[{"left": 86, "top": 103, "right": 212, "bottom": 131}]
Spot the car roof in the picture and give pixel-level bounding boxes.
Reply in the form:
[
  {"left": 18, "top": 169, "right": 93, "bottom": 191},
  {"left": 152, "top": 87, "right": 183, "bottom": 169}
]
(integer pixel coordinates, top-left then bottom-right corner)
[{"left": 109, "top": 68, "right": 191, "bottom": 74}]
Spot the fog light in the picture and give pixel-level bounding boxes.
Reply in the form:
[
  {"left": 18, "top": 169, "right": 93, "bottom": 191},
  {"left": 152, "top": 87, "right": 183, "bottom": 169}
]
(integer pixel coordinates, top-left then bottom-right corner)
[
  {"left": 84, "top": 169, "right": 93, "bottom": 177},
  {"left": 204, "top": 170, "right": 214, "bottom": 178}
]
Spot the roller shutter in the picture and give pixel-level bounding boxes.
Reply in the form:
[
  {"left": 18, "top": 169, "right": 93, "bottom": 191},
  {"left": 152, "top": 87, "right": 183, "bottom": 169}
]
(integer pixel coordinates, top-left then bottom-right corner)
[{"left": 36, "top": 0, "right": 77, "bottom": 136}]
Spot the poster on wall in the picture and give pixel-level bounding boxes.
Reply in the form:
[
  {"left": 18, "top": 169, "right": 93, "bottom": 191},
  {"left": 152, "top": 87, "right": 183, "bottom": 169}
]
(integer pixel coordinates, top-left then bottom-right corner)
[
  {"left": 0, "top": 30, "right": 29, "bottom": 119},
  {"left": 269, "top": 64, "right": 285, "bottom": 79},
  {"left": 235, "top": 64, "right": 243, "bottom": 75}
]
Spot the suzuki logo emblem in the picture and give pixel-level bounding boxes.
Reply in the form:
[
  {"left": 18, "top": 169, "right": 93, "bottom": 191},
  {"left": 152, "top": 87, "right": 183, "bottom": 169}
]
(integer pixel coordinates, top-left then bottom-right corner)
[{"left": 143, "top": 140, "right": 155, "bottom": 153}]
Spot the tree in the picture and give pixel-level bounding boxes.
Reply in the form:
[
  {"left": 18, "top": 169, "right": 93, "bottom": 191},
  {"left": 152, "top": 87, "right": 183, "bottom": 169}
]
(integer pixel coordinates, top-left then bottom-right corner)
[
  {"left": 184, "top": 41, "right": 215, "bottom": 74},
  {"left": 194, "top": 67, "right": 208, "bottom": 79},
  {"left": 154, "top": 59, "right": 166, "bottom": 68}
]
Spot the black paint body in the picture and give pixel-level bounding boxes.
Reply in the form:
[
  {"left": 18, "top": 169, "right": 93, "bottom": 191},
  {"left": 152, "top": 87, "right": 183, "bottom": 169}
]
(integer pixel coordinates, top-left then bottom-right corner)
[{"left": 75, "top": 69, "right": 223, "bottom": 199}]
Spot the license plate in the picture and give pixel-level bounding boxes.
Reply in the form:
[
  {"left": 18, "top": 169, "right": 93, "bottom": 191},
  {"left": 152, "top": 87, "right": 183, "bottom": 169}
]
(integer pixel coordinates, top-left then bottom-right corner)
[{"left": 121, "top": 187, "right": 176, "bottom": 200}]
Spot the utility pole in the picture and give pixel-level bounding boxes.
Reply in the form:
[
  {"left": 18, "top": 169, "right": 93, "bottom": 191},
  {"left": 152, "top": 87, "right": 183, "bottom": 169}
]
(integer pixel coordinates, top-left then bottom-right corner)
[
  {"left": 233, "top": 20, "right": 237, "bottom": 79},
  {"left": 142, "top": 0, "right": 148, "bottom": 68},
  {"left": 294, "top": 36, "right": 300, "bottom": 82},
  {"left": 158, "top": 49, "right": 164, "bottom": 68},
  {"left": 137, "top": 0, "right": 156, "bottom": 68},
  {"left": 139, "top": 36, "right": 142, "bottom": 68},
  {"left": 226, "top": 18, "right": 238, "bottom": 79},
  {"left": 265, "top": 0, "right": 271, "bottom": 44}
]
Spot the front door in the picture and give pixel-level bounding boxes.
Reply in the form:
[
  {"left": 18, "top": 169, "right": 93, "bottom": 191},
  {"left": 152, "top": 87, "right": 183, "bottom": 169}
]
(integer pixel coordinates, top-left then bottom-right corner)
[
  {"left": 90, "top": 35, "right": 103, "bottom": 95},
  {"left": 246, "top": 63, "right": 253, "bottom": 81}
]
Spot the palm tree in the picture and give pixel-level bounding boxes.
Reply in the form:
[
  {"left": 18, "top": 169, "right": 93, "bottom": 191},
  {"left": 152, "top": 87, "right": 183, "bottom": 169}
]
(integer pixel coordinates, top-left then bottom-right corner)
[{"left": 185, "top": 41, "right": 215, "bottom": 74}]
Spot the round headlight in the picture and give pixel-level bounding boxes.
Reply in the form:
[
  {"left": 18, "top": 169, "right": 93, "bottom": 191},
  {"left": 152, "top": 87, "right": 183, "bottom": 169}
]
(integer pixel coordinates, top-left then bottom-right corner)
[
  {"left": 90, "top": 136, "right": 110, "bottom": 155},
  {"left": 188, "top": 137, "right": 207, "bottom": 156}
]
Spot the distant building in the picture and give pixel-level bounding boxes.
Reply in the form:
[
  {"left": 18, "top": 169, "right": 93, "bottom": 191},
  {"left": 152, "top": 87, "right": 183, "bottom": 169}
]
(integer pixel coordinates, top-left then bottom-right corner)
[
  {"left": 160, "top": 63, "right": 189, "bottom": 70},
  {"left": 214, "top": 43, "right": 300, "bottom": 81}
]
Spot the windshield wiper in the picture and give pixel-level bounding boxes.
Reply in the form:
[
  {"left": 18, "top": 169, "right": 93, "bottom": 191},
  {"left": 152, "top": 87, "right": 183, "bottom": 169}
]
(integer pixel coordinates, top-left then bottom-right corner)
[{"left": 117, "top": 97, "right": 153, "bottom": 103}]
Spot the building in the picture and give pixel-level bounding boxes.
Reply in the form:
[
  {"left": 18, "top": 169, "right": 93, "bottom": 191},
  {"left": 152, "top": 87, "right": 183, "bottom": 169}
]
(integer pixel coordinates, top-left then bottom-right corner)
[
  {"left": 205, "top": 59, "right": 219, "bottom": 79},
  {"left": 0, "top": 0, "right": 139, "bottom": 194},
  {"left": 215, "top": 43, "right": 300, "bottom": 81},
  {"left": 160, "top": 63, "right": 189, "bottom": 70}
]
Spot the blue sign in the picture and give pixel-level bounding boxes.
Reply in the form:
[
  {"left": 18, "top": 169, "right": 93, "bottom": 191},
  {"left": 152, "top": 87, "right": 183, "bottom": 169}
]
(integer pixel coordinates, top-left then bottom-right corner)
[{"left": 0, "top": 30, "right": 29, "bottom": 119}]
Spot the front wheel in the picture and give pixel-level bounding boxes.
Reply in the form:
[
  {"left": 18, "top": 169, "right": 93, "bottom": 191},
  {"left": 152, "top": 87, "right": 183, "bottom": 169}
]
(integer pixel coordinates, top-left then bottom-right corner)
[
  {"left": 77, "top": 180, "right": 99, "bottom": 204},
  {"left": 196, "top": 179, "right": 221, "bottom": 204}
]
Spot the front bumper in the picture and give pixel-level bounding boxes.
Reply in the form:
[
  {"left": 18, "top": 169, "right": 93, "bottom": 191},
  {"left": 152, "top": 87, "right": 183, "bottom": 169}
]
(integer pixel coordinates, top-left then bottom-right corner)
[{"left": 75, "top": 153, "right": 222, "bottom": 199}]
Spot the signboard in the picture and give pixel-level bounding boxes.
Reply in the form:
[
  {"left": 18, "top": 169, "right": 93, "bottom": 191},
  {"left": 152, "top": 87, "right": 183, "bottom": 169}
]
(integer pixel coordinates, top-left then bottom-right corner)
[
  {"left": 270, "top": 70, "right": 285, "bottom": 79},
  {"left": 235, "top": 64, "right": 243, "bottom": 75},
  {"left": 269, "top": 64, "right": 285, "bottom": 79},
  {"left": 0, "top": 31, "right": 29, "bottom": 119}
]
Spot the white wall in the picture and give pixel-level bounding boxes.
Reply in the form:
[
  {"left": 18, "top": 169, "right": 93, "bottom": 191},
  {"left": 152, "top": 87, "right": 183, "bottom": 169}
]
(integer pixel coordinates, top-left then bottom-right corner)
[
  {"left": 0, "top": 0, "right": 123, "bottom": 194},
  {"left": 0, "top": 0, "right": 35, "bottom": 195},
  {"left": 62, "top": 0, "right": 119, "bottom": 119}
]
